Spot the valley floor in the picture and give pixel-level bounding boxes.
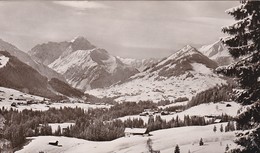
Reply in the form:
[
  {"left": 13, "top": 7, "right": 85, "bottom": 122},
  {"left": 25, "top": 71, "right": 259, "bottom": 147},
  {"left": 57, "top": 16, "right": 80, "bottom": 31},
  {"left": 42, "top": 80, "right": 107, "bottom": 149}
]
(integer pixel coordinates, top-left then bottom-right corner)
[{"left": 16, "top": 123, "right": 237, "bottom": 153}]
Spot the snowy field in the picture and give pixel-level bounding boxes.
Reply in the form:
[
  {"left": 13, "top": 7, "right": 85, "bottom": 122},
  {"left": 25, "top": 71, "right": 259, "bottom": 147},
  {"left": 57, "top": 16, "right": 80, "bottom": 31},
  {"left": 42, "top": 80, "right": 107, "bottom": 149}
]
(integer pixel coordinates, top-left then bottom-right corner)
[
  {"left": 16, "top": 123, "right": 237, "bottom": 153},
  {"left": 118, "top": 101, "right": 241, "bottom": 123},
  {"left": 0, "top": 87, "right": 111, "bottom": 111}
]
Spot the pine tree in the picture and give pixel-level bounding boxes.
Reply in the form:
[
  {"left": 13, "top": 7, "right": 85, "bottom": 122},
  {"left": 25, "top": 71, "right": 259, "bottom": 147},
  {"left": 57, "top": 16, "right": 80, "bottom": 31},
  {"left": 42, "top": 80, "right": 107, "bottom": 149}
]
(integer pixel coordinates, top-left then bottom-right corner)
[
  {"left": 217, "top": 1, "right": 260, "bottom": 152},
  {"left": 220, "top": 124, "right": 224, "bottom": 132},
  {"left": 226, "top": 144, "right": 230, "bottom": 152},
  {"left": 174, "top": 144, "right": 180, "bottom": 153},
  {"left": 199, "top": 138, "right": 204, "bottom": 146},
  {"left": 213, "top": 125, "right": 217, "bottom": 132}
]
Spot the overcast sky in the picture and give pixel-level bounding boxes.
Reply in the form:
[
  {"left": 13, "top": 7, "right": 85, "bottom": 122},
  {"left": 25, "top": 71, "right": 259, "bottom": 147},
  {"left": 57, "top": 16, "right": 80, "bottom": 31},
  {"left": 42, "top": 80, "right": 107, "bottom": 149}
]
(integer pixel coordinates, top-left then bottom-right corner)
[{"left": 0, "top": 1, "right": 238, "bottom": 59}]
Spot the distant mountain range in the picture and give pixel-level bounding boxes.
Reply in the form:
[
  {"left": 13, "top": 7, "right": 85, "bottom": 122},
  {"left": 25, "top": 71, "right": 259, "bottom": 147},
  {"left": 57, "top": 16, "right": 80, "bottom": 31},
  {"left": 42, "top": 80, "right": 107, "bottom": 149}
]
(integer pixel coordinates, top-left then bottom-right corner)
[
  {"left": 88, "top": 45, "right": 226, "bottom": 102},
  {"left": 199, "top": 40, "right": 234, "bottom": 66},
  {"left": 0, "top": 37, "right": 234, "bottom": 102},
  {"left": 117, "top": 57, "right": 160, "bottom": 72}
]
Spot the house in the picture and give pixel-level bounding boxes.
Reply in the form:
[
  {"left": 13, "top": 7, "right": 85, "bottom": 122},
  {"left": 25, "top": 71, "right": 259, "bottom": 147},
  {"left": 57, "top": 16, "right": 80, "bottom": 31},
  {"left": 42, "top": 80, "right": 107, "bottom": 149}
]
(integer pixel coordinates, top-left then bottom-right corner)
[
  {"left": 214, "top": 119, "right": 222, "bottom": 123},
  {"left": 11, "top": 102, "right": 16, "bottom": 107},
  {"left": 48, "top": 141, "right": 59, "bottom": 146},
  {"left": 124, "top": 128, "right": 148, "bottom": 137}
]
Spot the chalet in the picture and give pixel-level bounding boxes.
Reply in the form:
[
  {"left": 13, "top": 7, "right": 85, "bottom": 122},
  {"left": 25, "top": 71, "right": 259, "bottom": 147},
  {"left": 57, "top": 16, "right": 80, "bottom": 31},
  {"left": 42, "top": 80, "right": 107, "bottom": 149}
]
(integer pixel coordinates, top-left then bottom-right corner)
[
  {"left": 11, "top": 102, "right": 16, "bottom": 107},
  {"left": 124, "top": 128, "right": 148, "bottom": 137},
  {"left": 214, "top": 119, "right": 222, "bottom": 123},
  {"left": 226, "top": 104, "right": 232, "bottom": 107},
  {"left": 48, "top": 141, "right": 59, "bottom": 146}
]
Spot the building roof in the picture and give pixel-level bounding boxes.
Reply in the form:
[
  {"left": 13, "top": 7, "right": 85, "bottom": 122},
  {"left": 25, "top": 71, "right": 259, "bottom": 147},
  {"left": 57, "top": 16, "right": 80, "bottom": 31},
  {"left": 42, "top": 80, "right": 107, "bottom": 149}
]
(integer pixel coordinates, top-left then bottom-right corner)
[
  {"left": 214, "top": 119, "right": 222, "bottom": 123},
  {"left": 124, "top": 128, "right": 147, "bottom": 134}
]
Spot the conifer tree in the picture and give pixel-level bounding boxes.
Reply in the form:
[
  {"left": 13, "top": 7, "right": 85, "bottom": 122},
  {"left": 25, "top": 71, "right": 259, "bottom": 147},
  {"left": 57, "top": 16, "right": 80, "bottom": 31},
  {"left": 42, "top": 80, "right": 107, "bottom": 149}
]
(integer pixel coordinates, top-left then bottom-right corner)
[
  {"left": 213, "top": 125, "right": 217, "bottom": 132},
  {"left": 217, "top": 1, "right": 260, "bottom": 152},
  {"left": 220, "top": 124, "right": 224, "bottom": 132},
  {"left": 199, "top": 138, "right": 204, "bottom": 146},
  {"left": 174, "top": 144, "right": 180, "bottom": 153}
]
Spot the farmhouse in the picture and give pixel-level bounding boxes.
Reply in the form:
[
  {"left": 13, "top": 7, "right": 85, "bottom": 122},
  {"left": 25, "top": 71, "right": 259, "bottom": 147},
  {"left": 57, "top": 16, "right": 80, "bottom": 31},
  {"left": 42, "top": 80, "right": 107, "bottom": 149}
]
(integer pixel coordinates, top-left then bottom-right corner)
[
  {"left": 124, "top": 128, "right": 148, "bottom": 137},
  {"left": 214, "top": 119, "right": 222, "bottom": 123}
]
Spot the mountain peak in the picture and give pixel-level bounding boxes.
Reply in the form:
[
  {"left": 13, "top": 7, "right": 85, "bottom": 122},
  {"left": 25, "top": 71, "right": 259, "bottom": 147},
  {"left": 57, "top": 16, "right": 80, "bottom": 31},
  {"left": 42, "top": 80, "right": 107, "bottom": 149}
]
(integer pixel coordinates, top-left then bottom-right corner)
[
  {"left": 179, "top": 44, "right": 197, "bottom": 53},
  {"left": 70, "top": 36, "right": 87, "bottom": 43},
  {"left": 70, "top": 36, "right": 96, "bottom": 51}
]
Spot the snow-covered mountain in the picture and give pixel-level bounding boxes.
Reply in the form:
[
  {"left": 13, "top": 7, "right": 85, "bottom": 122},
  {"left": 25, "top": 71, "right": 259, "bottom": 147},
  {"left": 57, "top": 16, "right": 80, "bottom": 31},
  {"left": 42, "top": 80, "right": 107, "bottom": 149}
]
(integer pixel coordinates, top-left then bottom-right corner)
[
  {"left": 88, "top": 45, "right": 226, "bottom": 102},
  {"left": 29, "top": 36, "right": 96, "bottom": 65},
  {"left": 117, "top": 57, "right": 160, "bottom": 72},
  {"left": 199, "top": 40, "right": 234, "bottom": 66},
  {"left": 29, "top": 36, "right": 139, "bottom": 90},
  {"left": 0, "top": 38, "right": 65, "bottom": 81}
]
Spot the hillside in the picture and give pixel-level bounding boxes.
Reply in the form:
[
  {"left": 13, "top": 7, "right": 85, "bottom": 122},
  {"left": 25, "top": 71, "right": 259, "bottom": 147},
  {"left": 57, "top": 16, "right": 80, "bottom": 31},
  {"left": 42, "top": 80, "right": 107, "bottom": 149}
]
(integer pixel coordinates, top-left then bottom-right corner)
[
  {"left": 0, "top": 38, "right": 65, "bottom": 81},
  {"left": 0, "top": 51, "right": 57, "bottom": 99},
  {"left": 88, "top": 45, "right": 226, "bottom": 102},
  {"left": 0, "top": 51, "right": 86, "bottom": 100},
  {"left": 16, "top": 123, "right": 236, "bottom": 153}
]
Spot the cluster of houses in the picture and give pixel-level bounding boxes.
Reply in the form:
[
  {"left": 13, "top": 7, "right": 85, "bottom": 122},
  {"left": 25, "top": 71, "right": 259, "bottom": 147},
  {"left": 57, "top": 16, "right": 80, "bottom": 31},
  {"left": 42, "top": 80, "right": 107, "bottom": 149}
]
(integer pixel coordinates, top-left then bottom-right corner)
[
  {"left": 11, "top": 99, "right": 50, "bottom": 107},
  {"left": 139, "top": 109, "right": 178, "bottom": 116}
]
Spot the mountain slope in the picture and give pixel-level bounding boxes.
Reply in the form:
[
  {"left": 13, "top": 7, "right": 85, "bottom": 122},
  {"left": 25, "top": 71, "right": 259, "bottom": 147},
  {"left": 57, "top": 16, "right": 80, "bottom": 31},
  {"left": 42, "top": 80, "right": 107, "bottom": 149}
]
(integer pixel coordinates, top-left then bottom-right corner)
[
  {"left": 30, "top": 36, "right": 139, "bottom": 90},
  {"left": 0, "top": 51, "right": 85, "bottom": 99},
  {"left": 88, "top": 45, "right": 226, "bottom": 102},
  {"left": 0, "top": 38, "right": 65, "bottom": 81},
  {"left": 0, "top": 51, "right": 57, "bottom": 99},
  {"left": 28, "top": 36, "right": 96, "bottom": 65},
  {"left": 117, "top": 57, "right": 160, "bottom": 72},
  {"left": 199, "top": 40, "right": 233, "bottom": 66}
]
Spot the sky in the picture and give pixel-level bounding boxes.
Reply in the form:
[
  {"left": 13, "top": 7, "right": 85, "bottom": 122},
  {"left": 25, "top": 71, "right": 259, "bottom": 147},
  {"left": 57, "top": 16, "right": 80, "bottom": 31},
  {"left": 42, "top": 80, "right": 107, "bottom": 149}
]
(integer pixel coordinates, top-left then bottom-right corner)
[{"left": 0, "top": 1, "right": 239, "bottom": 59}]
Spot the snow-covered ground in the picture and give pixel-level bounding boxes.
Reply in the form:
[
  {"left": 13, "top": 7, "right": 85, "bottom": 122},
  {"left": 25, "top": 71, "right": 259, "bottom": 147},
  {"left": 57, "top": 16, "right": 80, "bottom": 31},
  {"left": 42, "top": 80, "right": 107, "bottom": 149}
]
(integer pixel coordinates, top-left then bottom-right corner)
[
  {"left": 0, "top": 55, "right": 9, "bottom": 68},
  {"left": 0, "top": 87, "right": 44, "bottom": 102},
  {"left": 118, "top": 102, "right": 241, "bottom": 123},
  {"left": 158, "top": 101, "right": 188, "bottom": 109},
  {"left": 0, "top": 87, "right": 111, "bottom": 111},
  {"left": 16, "top": 123, "right": 237, "bottom": 153}
]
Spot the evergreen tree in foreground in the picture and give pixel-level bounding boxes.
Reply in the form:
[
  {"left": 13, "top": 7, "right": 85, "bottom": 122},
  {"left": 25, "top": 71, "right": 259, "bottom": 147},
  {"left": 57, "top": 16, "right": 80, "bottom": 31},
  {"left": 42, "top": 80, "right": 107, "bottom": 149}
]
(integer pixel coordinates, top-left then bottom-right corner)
[
  {"left": 174, "top": 144, "right": 180, "bottom": 153},
  {"left": 217, "top": 1, "right": 260, "bottom": 152}
]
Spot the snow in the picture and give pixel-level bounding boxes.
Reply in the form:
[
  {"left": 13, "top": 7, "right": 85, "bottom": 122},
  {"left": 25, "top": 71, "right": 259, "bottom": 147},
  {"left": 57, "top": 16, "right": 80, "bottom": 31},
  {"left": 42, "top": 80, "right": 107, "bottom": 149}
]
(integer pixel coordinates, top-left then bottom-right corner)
[
  {"left": 49, "top": 49, "right": 97, "bottom": 74},
  {"left": 117, "top": 102, "right": 241, "bottom": 124},
  {"left": 87, "top": 70, "right": 226, "bottom": 102},
  {"left": 0, "top": 87, "right": 111, "bottom": 111},
  {"left": 124, "top": 128, "right": 147, "bottom": 134},
  {"left": 0, "top": 101, "right": 111, "bottom": 112},
  {"left": 191, "top": 63, "right": 212, "bottom": 74},
  {"left": 16, "top": 123, "right": 237, "bottom": 153},
  {"left": 117, "top": 56, "right": 160, "bottom": 72},
  {"left": 87, "top": 44, "right": 227, "bottom": 102},
  {"left": 158, "top": 101, "right": 188, "bottom": 109},
  {"left": 158, "top": 45, "right": 196, "bottom": 67},
  {"left": 102, "top": 55, "right": 117, "bottom": 73},
  {"left": 0, "top": 55, "right": 9, "bottom": 68}
]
